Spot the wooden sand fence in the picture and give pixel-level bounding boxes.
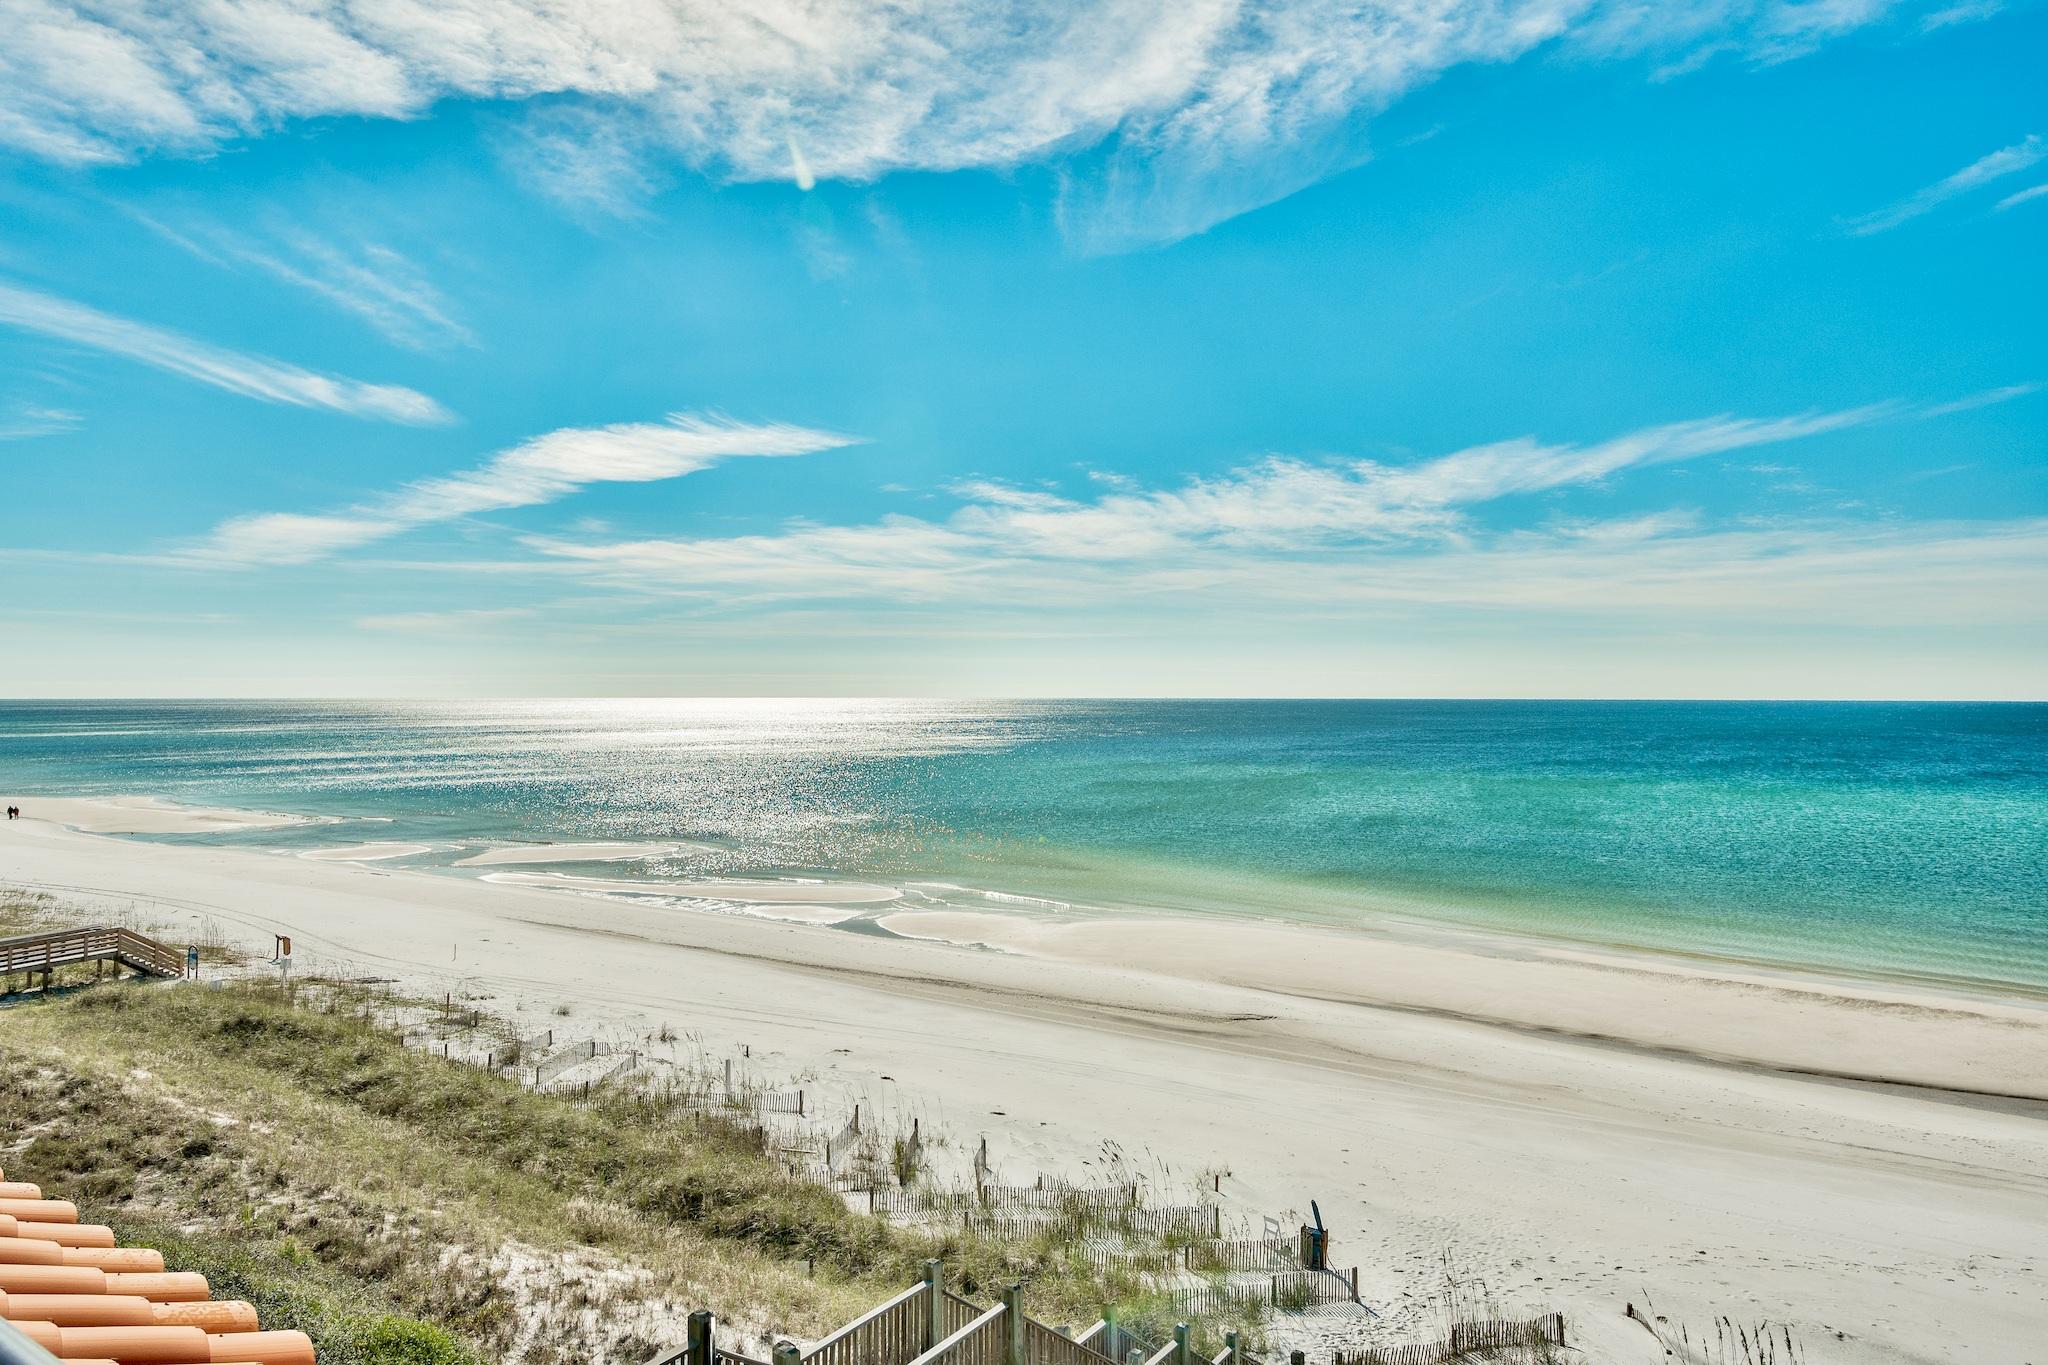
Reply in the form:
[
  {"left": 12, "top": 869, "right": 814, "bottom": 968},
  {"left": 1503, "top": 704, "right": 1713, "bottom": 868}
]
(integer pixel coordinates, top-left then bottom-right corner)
[
  {"left": 972, "top": 1181, "right": 1141, "bottom": 1214},
  {"left": 531, "top": 1038, "right": 599, "bottom": 1087},
  {"left": 486, "top": 1029, "right": 552, "bottom": 1071},
  {"left": 950, "top": 1203, "right": 1222, "bottom": 1243},
  {"left": 1195, "top": 1238, "right": 1301, "bottom": 1273},
  {"left": 826, "top": 1107, "right": 864, "bottom": 1173},
  {"left": 563, "top": 1049, "right": 641, "bottom": 1096},
  {"left": 1332, "top": 1314, "right": 1565, "bottom": 1365},
  {"left": 1176, "top": 1268, "right": 1359, "bottom": 1319}
]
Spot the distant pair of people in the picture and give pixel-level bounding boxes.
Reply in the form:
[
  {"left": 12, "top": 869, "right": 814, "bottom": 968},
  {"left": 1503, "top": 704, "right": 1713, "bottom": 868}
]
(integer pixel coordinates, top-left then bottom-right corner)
[{"left": 4, "top": 805, "right": 18, "bottom": 820}]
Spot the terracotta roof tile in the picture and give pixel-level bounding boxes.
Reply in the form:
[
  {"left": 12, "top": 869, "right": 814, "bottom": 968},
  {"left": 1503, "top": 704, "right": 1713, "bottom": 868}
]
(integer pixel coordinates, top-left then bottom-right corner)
[{"left": 0, "top": 1167, "right": 314, "bottom": 1365}]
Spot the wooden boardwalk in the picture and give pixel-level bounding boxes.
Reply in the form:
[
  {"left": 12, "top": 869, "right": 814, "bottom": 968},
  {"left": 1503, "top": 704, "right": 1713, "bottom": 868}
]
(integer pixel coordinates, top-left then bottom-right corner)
[{"left": 0, "top": 925, "right": 185, "bottom": 986}]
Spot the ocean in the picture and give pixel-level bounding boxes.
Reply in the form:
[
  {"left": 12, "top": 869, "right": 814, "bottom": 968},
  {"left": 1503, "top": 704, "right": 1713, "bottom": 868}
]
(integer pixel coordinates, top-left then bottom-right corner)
[{"left": 2, "top": 699, "right": 2043, "bottom": 994}]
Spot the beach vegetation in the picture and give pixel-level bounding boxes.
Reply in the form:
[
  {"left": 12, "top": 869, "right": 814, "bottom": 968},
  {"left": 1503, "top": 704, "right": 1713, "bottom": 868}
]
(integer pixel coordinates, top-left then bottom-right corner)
[
  {"left": 0, "top": 888, "right": 60, "bottom": 936},
  {"left": 0, "top": 969, "right": 1265, "bottom": 1363}
]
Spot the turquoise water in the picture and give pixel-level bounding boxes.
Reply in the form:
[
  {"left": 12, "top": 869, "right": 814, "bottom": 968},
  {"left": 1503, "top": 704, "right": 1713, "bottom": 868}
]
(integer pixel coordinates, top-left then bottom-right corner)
[{"left": 2, "top": 700, "right": 2043, "bottom": 993}]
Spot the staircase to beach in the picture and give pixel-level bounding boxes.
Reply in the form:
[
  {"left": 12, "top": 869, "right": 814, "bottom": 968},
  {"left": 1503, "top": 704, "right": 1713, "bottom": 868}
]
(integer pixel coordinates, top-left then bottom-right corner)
[{"left": 0, "top": 926, "right": 186, "bottom": 994}]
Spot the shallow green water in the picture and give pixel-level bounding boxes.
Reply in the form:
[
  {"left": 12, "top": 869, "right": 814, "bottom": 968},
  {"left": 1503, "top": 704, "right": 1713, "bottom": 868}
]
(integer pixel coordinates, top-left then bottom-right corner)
[{"left": 2, "top": 699, "right": 2042, "bottom": 992}]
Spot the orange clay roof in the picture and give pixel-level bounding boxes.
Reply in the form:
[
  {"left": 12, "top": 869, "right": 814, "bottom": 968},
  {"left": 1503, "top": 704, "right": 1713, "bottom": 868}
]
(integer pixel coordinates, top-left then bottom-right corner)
[{"left": 0, "top": 1169, "right": 313, "bottom": 1365}]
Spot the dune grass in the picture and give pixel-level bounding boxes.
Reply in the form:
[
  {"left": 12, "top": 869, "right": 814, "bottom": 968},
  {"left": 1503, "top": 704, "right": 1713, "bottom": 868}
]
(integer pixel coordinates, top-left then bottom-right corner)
[{"left": 0, "top": 972, "right": 1249, "bottom": 1363}]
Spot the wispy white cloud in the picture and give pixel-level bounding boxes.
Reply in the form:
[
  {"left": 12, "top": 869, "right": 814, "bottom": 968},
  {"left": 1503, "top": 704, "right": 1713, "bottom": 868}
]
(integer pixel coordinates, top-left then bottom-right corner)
[
  {"left": 519, "top": 390, "right": 2043, "bottom": 625},
  {"left": 1919, "top": 0, "right": 2003, "bottom": 29},
  {"left": 1994, "top": 182, "right": 2048, "bottom": 213},
  {"left": 127, "top": 209, "right": 470, "bottom": 350},
  {"left": 195, "top": 412, "right": 861, "bottom": 564},
  {"left": 236, "top": 238, "right": 470, "bottom": 351},
  {"left": 522, "top": 401, "right": 1894, "bottom": 597},
  {"left": 1916, "top": 381, "right": 2040, "bottom": 417},
  {"left": 1588, "top": 0, "right": 1915, "bottom": 67},
  {"left": 497, "top": 104, "right": 666, "bottom": 222},
  {"left": 0, "top": 279, "right": 450, "bottom": 423},
  {"left": 0, "top": 401, "right": 80, "bottom": 439},
  {"left": 1845, "top": 134, "right": 2045, "bottom": 235},
  {"left": 0, "top": 0, "right": 1944, "bottom": 249},
  {"left": 528, "top": 510, "right": 2048, "bottom": 628}
]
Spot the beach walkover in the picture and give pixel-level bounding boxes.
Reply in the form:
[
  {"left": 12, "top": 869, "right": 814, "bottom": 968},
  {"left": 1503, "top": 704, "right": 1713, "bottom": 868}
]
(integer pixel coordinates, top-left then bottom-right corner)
[
  {"left": 651, "top": 1261, "right": 1266, "bottom": 1365},
  {"left": 0, "top": 926, "right": 187, "bottom": 995}
]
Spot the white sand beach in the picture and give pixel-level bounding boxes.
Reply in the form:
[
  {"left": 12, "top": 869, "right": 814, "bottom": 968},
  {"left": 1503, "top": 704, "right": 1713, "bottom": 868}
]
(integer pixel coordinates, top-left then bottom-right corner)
[{"left": 3, "top": 796, "right": 2044, "bottom": 1364}]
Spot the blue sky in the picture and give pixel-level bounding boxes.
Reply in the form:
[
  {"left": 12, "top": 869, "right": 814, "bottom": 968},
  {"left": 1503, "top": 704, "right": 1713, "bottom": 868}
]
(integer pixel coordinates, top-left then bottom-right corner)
[{"left": 0, "top": 0, "right": 2043, "bottom": 697}]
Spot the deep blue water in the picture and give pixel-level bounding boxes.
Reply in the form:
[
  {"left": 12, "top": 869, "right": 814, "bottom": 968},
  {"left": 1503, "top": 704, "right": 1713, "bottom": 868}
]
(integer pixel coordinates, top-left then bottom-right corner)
[{"left": 2, "top": 700, "right": 2043, "bottom": 992}]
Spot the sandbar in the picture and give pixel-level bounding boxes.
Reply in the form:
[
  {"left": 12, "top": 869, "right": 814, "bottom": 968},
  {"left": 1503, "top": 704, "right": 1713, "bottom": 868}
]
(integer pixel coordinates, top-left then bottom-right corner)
[
  {"left": 479, "top": 870, "right": 902, "bottom": 903},
  {"left": 1, "top": 793, "right": 311, "bottom": 835},
  {"left": 300, "top": 842, "right": 435, "bottom": 862},
  {"left": 455, "top": 842, "right": 694, "bottom": 866}
]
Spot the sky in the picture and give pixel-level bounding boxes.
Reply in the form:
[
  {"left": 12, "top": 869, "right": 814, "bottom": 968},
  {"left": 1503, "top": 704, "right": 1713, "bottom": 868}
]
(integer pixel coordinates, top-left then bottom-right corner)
[{"left": 0, "top": 0, "right": 2043, "bottom": 698}]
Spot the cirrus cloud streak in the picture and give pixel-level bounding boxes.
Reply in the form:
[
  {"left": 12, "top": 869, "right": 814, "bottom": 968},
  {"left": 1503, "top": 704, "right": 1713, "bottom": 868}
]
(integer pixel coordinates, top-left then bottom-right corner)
[
  {"left": 515, "top": 393, "right": 2046, "bottom": 629},
  {"left": 0, "top": 279, "right": 450, "bottom": 424},
  {"left": 194, "top": 412, "right": 861, "bottom": 564}
]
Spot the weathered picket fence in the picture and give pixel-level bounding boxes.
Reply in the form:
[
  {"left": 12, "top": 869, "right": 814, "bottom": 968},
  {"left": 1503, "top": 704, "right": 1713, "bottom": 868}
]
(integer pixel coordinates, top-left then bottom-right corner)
[
  {"left": 647, "top": 1262, "right": 1263, "bottom": 1365},
  {"left": 488, "top": 1029, "right": 553, "bottom": 1070},
  {"left": 533, "top": 1038, "right": 600, "bottom": 1086},
  {"left": 1197, "top": 1238, "right": 1301, "bottom": 1274},
  {"left": 952, "top": 1204, "right": 1222, "bottom": 1243},
  {"left": 973, "top": 1181, "right": 1142, "bottom": 1214},
  {"left": 713, "top": 1057, "right": 807, "bottom": 1116},
  {"left": 1175, "top": 1269, "right": 1359, "bottom": 1319},
  {"left": 826, "top": 1107, "right": 864, "bottom": 1172},
  {"left": 1331, "top": 1313, "right": 1565, "bottom": 1365}
]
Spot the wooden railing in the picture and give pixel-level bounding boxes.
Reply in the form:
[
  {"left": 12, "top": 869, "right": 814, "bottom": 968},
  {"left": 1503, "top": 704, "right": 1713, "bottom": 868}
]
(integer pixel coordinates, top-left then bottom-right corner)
[
  {"left": 805, "top": 1279, "right": 933, "bottom": 1365},
  {"left": 1022, "top": 1315, "right": 1114, "bottom": 1365},
  {"left": 643, "top": 1311, "right": 770, "bottom": 1365},
  {"left": 907, "top": 1299, "right": 1005, "bottom": 1365},
  {"left": 938, "top": 1289, "right": 983, "bottom": 1338},
  {"left": 0, "top": 926, "right": 185, "bottom": 981},
  {"left": 650, "top": 1263, "right": 1243, "bottom": 1365}
]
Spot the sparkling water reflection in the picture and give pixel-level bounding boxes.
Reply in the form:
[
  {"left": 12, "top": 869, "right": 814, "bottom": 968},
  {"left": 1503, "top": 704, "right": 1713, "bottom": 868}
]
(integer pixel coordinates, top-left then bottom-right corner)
[{"left": 2, "top": 699, "right": 2042, "bottom": 992}]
